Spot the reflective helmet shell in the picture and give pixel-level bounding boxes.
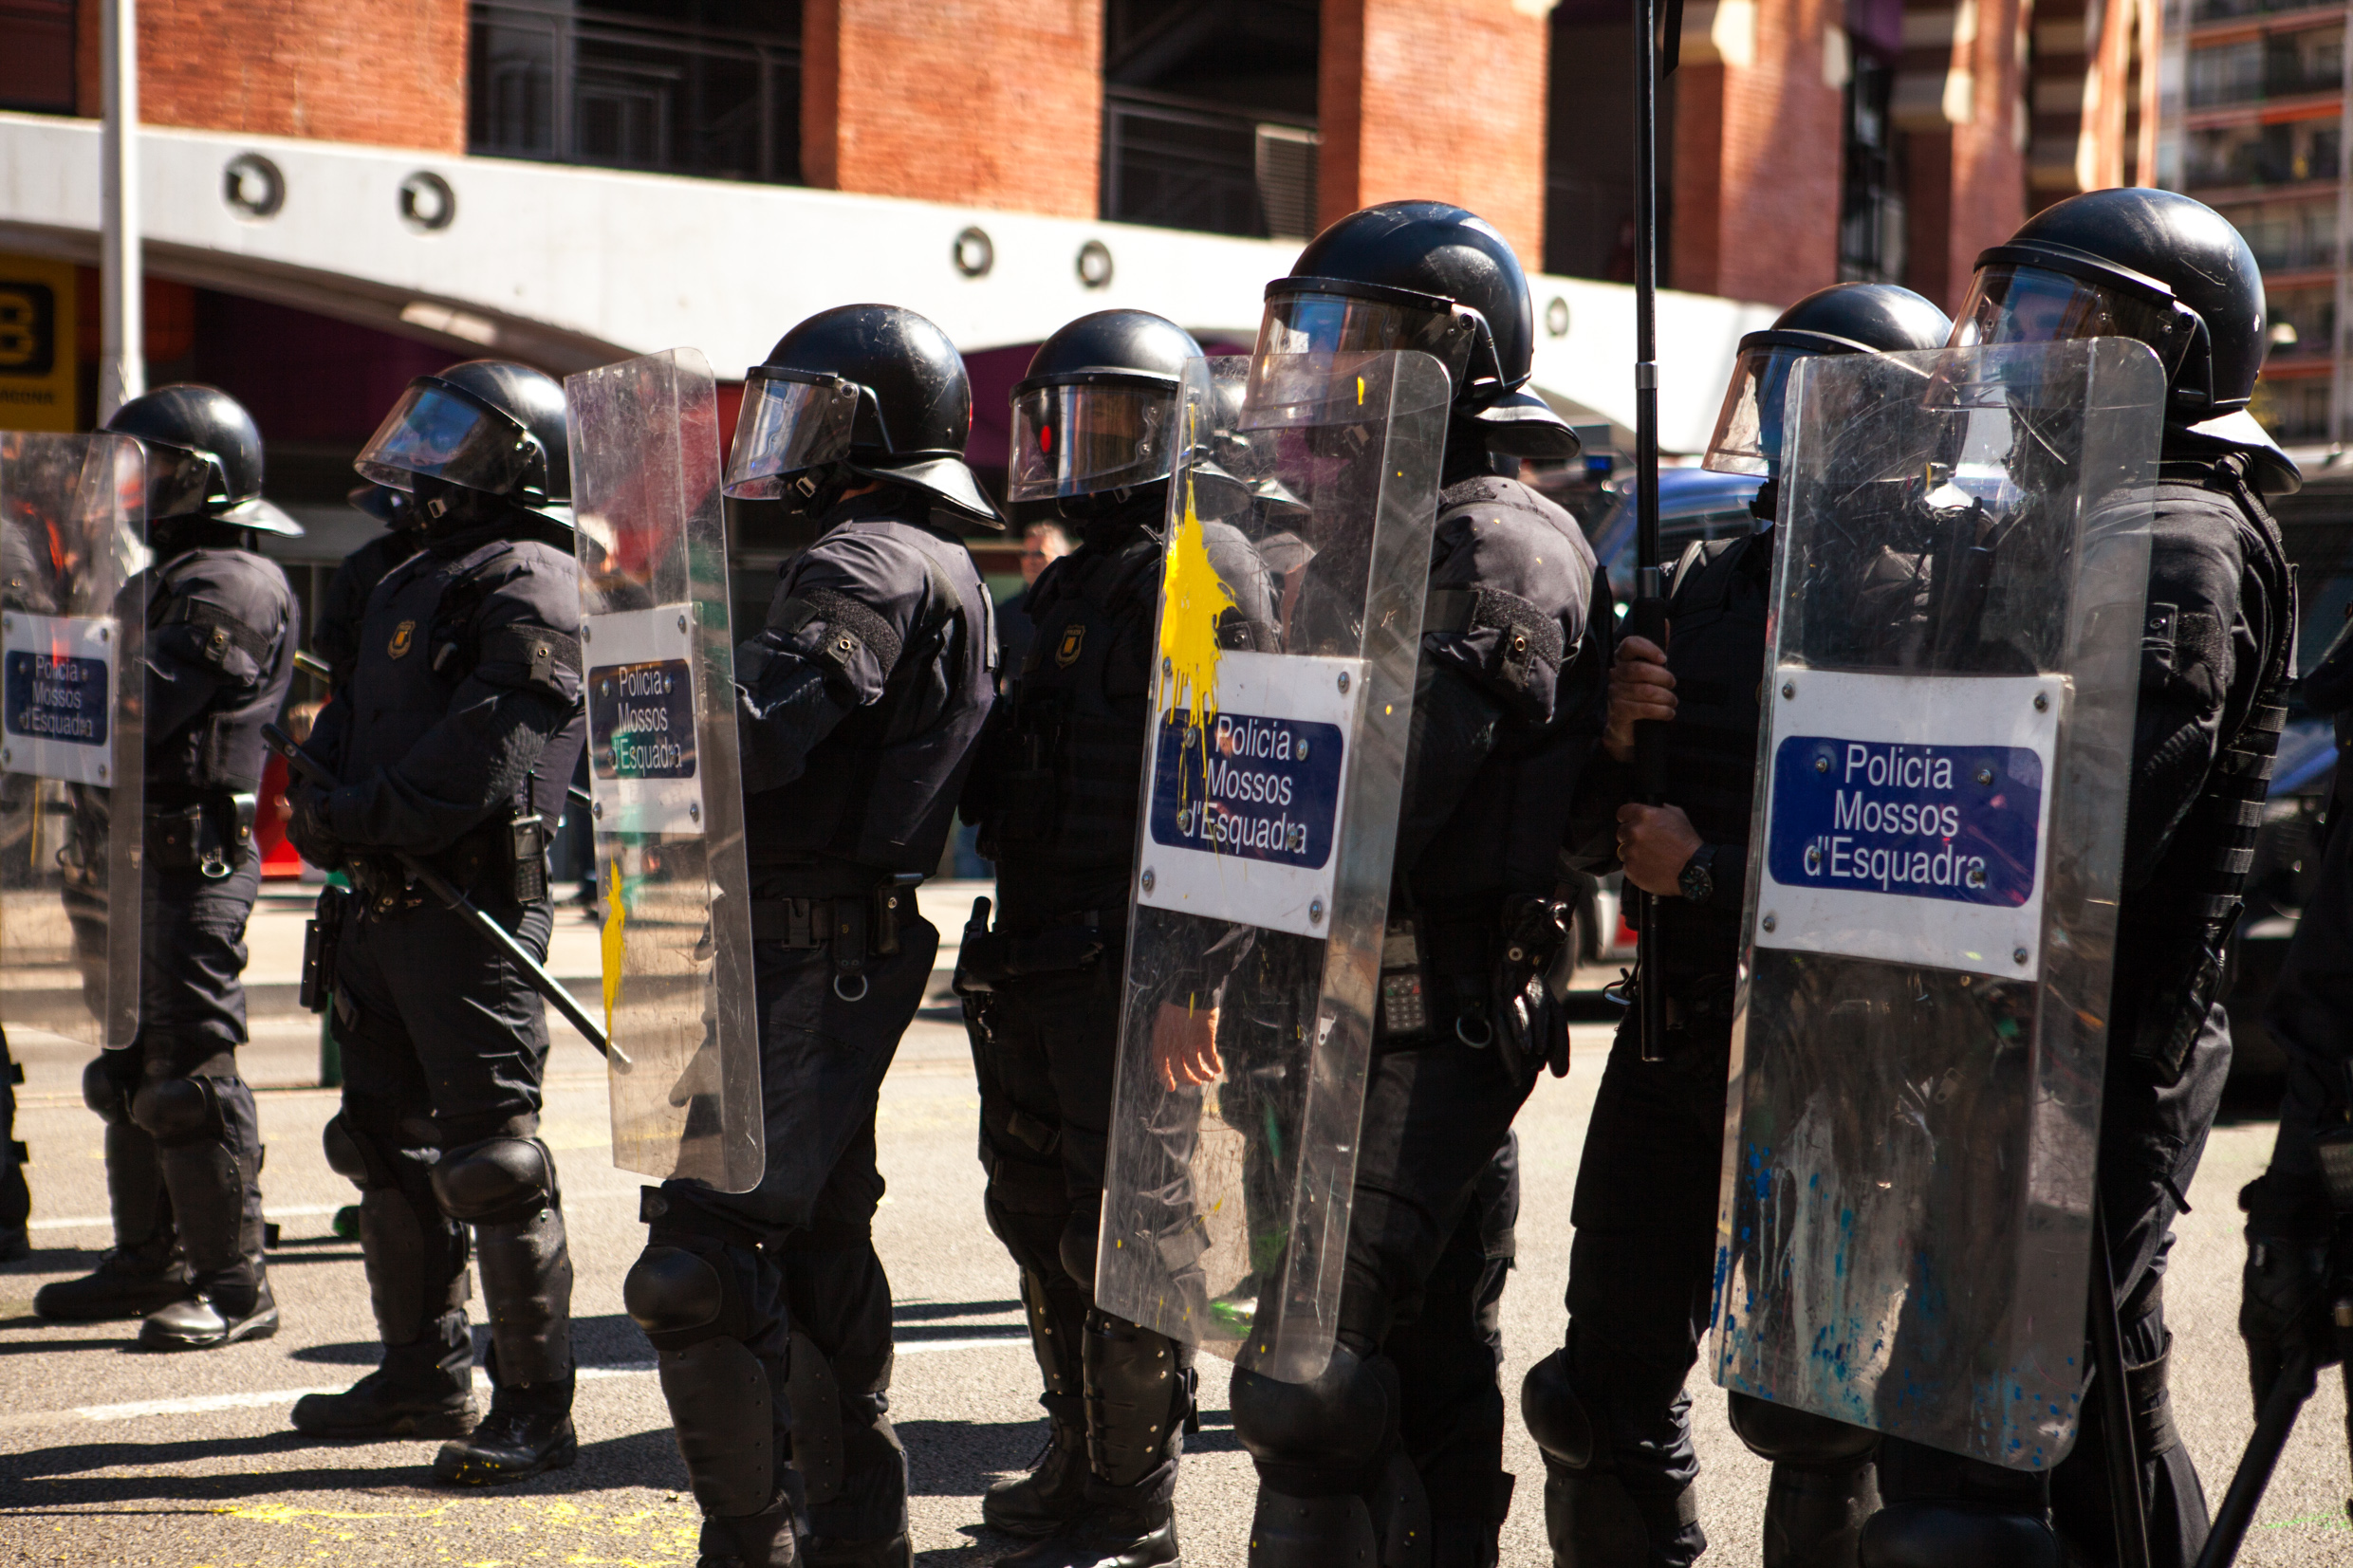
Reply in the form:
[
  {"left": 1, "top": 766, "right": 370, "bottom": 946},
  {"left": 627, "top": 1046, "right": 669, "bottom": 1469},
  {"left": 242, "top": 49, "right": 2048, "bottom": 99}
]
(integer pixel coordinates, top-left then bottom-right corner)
[
  {"left": 1973, "top": 187, "right": 2265, "bottom": 417},
  {"left": 104, "top": 383, "right": 304, "bottom": 536}
]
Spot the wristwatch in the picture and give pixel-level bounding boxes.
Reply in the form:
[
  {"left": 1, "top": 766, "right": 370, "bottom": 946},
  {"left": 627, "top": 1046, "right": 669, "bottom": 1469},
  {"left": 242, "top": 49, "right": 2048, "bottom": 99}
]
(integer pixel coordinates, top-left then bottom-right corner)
[{"left": 1677, "top": 843, "right": 1717, "bottom": 906}]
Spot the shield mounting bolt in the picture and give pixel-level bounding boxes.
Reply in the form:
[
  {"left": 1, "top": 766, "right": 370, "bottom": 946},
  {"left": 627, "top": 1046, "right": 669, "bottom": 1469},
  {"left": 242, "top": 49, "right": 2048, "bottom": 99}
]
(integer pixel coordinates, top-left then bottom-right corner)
[
  {"left": 1337, "top": 671, "right": 1350, "bottom": 693},
  {"left": 1140, "top": 867, "right": 1156, "bottom": 894},
  {"left": 2033, "top": 692, "right": 2049, "bottom": 711},
  {"left": 1761, "top": 912, "right": 1778, "bottom": 932},
  {"left": 1309, "top": 898, "right": 1325, "bottom": 925},
  {"left": 1781, "top": 681, "right": 1795, "bottom": 699},
  {"left": 2012, "top": 947, "right": 2029, "bottom": 965}
]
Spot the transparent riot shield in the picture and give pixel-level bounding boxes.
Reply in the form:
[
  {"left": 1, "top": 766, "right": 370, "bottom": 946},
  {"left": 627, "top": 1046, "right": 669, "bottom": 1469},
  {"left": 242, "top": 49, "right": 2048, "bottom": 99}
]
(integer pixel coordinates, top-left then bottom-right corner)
[
  {"left": 1095, "top": 350, "right": 1451, "bottom": 1383},
  {"left": 1709, "top": 340, "right": 2164, "bottom": 1468},
  {"left": 0, "top": 433, "right": 147, "bottom": 1049},
  {"left": 567, "top": 349, "right": 762, "bottom": 1192}
]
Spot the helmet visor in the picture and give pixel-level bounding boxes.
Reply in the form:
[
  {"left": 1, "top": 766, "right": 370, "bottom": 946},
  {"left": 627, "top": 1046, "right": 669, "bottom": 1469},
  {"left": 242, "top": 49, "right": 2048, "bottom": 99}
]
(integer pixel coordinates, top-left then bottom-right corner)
[
  {"left": 1703, "top": 345, "right": 1809, "bottom": 476},
  {"left": 1006, "top": 380, "right": 1176, "bottom": 502},
  {"left": 722, "top": 371, "right": 861, "bottom": 500},
  {"left": 1244, "top": 290, "right": 1472, "bottom": 428},
  {"left": 356, "top": 382, "right": 534, "bottom": 495},
  {"left": 139, "top": 439, "right": 231, "bottom": 520},
  {"left": 1952, "top": 263, "right": 2193, "bottom": 373}
]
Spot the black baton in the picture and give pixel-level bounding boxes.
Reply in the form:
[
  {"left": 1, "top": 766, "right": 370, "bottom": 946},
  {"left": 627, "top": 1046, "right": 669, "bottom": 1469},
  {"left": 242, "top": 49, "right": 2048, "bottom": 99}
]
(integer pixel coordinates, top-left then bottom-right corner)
[{"left": 262, "top": 723, "right": 621, "bottom": 1064}]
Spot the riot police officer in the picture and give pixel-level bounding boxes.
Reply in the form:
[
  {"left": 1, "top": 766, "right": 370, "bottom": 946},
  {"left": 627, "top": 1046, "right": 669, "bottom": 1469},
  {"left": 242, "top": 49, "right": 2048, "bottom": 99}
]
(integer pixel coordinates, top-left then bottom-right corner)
[
  {"left": 956, "top": 309, "right": 1277, "bottom": 1567},
  {"left": 1217, "top": 201, "right": 1603, "bottom": 1568},
  {"left": 284, "top": 361, "right": 587, "bottom": 1485},
  {"left": 33, "top": 385, "right": 303, "bottom": 1350},
  {"left": 312, "top": 483, "right": 420, "bottom": 692},
  {"left": 2241, "top": 591, "right": 2353, "bottom": 1460},
  {"left": 1847, "top": 190, "right": 2296, "bottom": 1567},
  {"left": 1517, "top": 284, "right": 1950, "bottom": 1567},
  {"left": 619, "top": 305, "right": 1000, "bottom": 1568}
]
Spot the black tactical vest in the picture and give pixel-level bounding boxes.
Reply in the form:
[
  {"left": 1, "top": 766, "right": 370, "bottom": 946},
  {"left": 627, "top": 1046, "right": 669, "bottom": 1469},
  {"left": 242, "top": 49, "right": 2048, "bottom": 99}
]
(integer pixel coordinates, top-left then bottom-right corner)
[
  {"left": 339, "top": 533, "right": 586, "bottom": 827},
  {"left": 746, "top": 514, "right": 997, "bottom": 880},
  {"left": 146, "top": 546, "right": 297, "bottom": 796},
  {"left": 1651, "top": 527, "right": 1773, "bottom": 987}
]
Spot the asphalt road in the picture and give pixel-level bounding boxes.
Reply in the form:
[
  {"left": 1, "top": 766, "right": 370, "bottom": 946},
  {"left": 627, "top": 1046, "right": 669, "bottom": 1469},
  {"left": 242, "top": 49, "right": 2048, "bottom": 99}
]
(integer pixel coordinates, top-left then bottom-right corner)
[{"left": 1, "top": 884, "right": 2346, "bottom": 1566}]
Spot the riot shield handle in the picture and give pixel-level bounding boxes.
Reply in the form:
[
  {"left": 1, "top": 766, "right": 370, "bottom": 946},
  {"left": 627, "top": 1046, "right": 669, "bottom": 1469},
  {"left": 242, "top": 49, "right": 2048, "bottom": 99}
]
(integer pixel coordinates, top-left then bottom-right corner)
[{"left": 260, "top": 722, "right": 621, "bottom": 1065}]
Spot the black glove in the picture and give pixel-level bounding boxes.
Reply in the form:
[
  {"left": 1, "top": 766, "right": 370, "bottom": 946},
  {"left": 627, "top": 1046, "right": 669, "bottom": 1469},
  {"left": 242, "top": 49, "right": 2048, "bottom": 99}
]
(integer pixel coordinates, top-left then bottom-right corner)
[
  {"left": 1493, "top": 896, "right": 1574, "bottom": 1083},
  {"left": 284, "top": 783, "right": 345, "bottom": 871},
  {"left": 2238, "top": 1171, "right": 2341, "bottom": 1409}
]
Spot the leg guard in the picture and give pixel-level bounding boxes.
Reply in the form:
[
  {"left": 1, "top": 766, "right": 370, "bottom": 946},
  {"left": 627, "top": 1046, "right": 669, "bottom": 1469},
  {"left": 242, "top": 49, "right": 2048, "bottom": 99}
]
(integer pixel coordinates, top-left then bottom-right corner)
[
  {"left": 1860, "top": 1437, "right": 2060, "bottom": 1568},
  {"left": 87, "top": 1054, "right": 173, "bottom": 1254},
  {"left": 985, "top": 1268, "right": 1092, "bottom": 1538},
  {"left": 1523, "top": 1343, "right": 1703, "bottom": 1568},
  {"left": 433, "top": 1134, "right": 574, "bottom": 1390},
  {"left": 133, "top": 1070, "right": 262, "bottom": 1302},
  {"left": 1728, "top": 1393, "right": 1879, "bottom": 1568},
  {"left": 789, "top": 1328, "right": 847, "bottom": 1505},
  {"left": 625, "top": 1233, "right": 782, "bottom": 1520},
  {"left": 325, "top": 1111, "right": 471, "bottom": 1357},
  {"left": 1081, "top": 1310, "right": 1194, "bottom": 1511},
  {"left": 1232, "top": 1340, "right": 1428, "bottom": 1568}
]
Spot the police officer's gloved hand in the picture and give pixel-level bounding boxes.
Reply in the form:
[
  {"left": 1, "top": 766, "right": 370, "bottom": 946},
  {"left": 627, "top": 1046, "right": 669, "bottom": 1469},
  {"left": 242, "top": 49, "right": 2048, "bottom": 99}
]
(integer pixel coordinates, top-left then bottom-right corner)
[
  {"left": 285, "top": 783, "right": 346, "bottom": 871},
  {"left": 2237, "top": 1170, "right": 2341, "bottom": 1408}
]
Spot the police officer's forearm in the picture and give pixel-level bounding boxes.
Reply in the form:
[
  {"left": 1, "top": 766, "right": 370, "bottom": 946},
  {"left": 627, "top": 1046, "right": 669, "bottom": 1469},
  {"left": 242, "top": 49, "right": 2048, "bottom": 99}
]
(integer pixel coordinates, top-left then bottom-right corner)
[
  {"left": 327, "top": 684, "right": 567, "bottom": 855},
  {"left": 734, "top": 656, "right": 853, "bottom": 796}
]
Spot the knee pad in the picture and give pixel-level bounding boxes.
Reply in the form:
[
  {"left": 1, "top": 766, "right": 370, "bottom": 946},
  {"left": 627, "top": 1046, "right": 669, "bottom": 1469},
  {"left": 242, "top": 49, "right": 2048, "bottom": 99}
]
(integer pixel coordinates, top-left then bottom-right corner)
[
  {"left": 1232, "top": 1339, "right": 1395, "bottom": 1487},
  {"left": 1728, "top": 1393, "right": 1878, "bottom": 1468},
  {"left": 129, "top": 1074, "right": 223, "bottom": 1146},
  {"left": 431, "top": 1135, "right": 557, "bottom": 1225},
  {"left": 624, "top": 1240, "right": 750, "bottom": 1352},
  {"left": 323, "top": 1111, "right": 401, "bottom": 1188},
  {"left": 1520, "top": 1347, "right": 1596, "bottom": 1471},
  {"left": 1858, "top": 1503, "right": 2060, "bottom": 1568},
  {"left": 82, "top": 1055, "right": 133, "bottom": 1124}
]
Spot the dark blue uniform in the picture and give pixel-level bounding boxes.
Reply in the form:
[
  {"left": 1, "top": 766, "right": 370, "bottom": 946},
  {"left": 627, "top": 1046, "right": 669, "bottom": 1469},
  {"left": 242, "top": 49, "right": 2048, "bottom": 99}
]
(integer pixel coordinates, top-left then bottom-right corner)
[
  {"left": 1231, "top": 459, "right": 1605, "bottom": 1568},
  {"left": 626, "top": 485, "right": 995, "bottom": 1563},
  {"left": 82, "top": 544, "right": 297, "bottom": 1327},
  {"left": 292, "top": 520, "right": 587, "bottom": 1423}
]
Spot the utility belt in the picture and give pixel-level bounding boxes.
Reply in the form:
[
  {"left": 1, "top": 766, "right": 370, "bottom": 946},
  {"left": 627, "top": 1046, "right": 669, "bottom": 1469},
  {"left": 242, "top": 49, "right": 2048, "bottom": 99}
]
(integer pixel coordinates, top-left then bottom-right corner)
[
  {"left": 145, "top": 792, "right": 256, "bottom": 879},
  {"left": 1604, "top": 968, "right": 1737, "bottom": 1053},
  {"left": 953, "top": 909, "right": 1116, "bottom": 995},
  {"left": 346, "top": 809, "right": 549, "bottom": 913},
  {"left": 750, "top": 871, "right": 925, "bottom": 1001},
  {"left": 1376, "top": 904, "right": 1531, "bottom": 1049}
]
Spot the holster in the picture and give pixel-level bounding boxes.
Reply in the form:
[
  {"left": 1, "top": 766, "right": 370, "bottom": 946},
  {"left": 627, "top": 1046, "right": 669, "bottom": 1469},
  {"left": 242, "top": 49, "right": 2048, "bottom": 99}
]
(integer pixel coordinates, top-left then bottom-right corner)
[
  {"left": 300, "top": 882, "right": 355, "bottom": 1014},
  {"left": 750, "top": 872, "right": 924, "bottom": 996},
  {"left": 145, "top": 792, "right": 256, "bottom": 879},
  {"left": 2129, "top": 913, "right": 2233, "bottom": 1087},
  {"left": 953, "top": 921, "right": 1110, "bottom": 993}
]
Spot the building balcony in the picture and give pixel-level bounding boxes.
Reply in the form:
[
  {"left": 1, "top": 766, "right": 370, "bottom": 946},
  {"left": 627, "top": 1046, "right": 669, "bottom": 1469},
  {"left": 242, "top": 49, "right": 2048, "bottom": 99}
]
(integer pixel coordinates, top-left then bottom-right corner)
[
  {"left": 2188, "top": 68, "right": 2345, "bottom": 111},
  {"left": 2190, "top": 0, "right": 2351, "bottom": 33}
]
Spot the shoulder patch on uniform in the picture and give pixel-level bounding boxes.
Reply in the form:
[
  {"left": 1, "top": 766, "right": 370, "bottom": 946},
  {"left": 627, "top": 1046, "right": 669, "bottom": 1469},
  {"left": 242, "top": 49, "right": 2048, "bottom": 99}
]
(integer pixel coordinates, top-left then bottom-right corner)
[{"left": 387, "top": 619, "right": 417, "bottom": 659}]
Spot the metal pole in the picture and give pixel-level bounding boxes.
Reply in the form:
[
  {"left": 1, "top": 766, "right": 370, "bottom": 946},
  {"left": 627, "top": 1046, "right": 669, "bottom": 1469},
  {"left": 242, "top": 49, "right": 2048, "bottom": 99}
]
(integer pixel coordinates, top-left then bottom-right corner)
[
  {"left": 2332, "top": 0, "right": 2352, "bottom": 445},
  {"left": 1629, "top": 0, "right": 1673, "bottom": 1061},
  {"left": 99, "top": 0, "right": 143, "bottom": 422}
]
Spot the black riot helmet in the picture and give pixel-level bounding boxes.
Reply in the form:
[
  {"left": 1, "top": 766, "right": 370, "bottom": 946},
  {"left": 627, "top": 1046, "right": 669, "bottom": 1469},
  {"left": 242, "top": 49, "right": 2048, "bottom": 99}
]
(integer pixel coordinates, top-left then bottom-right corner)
[
  {"left": 1955, "top": 188, "right": 2266, "bottom": 423},
  {"left": 355, "top": 359, "right": 572, "bottom": 528},
  {"left": 1007, "top": 310, "right": 1199, "bottom": 513},
  {"left": 1705, "top": 284, "right": 1952, "bottom": 476},
  {"left": 724, "top": 304, "right": 1006, "bottom": 530},
  {"left": 1249, "top": 200, "right": 1578, "bottom": 458},
  {"left": 104, "top": 383, "right": 303, "bottom": 537}
]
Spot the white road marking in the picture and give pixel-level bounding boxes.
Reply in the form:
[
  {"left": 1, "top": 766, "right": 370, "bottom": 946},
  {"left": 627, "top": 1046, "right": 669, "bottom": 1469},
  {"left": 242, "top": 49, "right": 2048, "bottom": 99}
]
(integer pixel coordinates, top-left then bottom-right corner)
[
  {"left": 28, "top": 1204, "right": 349, "bottom": 1231},
  {"left": 16, "top": 1335, "right": 1027, "bottom": 1428}
]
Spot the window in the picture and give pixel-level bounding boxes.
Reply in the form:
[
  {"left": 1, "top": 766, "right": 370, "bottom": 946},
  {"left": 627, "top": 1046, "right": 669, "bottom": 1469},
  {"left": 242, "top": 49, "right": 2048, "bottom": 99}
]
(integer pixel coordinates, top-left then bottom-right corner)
[
  {"left": 1100, "top": 0, "right": 1321, "bottom": 238},
  {"left": 1840, "top": 55, "right": 1908, "bottom": 283},
  {"left": 0, "top": 0, "right": 77, "bottom": 116},
  {"left": 469, "top": 0, "right": 802, "bottom": 185}
]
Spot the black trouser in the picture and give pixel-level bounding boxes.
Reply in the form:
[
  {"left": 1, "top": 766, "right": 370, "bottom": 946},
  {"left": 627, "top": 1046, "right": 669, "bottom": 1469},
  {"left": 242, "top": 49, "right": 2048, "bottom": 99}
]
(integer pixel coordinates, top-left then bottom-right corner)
[
  {"left": 0, "top": 1024, "right": 24, "bottom": 1237},
  {"left": 649, "top": 921, "right": 937, "bottom": 1544},
  {"left": 973, "top": 954, "right": 1196, "bottom": 1515},
  {"left": 331, "top": 883, "right": 563, "bottom": 1388},
  {"left": 1547, "top": 1017, "right": 1729, "bottom": 1566},
  {"left": 1234, "top": 1029, "right": 1532, "bottom": 1564},
  {"left": 1866, "top": 1002, "right": 2229, "bottom": 1568},
  {"left": 86, "top": 850, "right": 269, "bottom": 1291}
]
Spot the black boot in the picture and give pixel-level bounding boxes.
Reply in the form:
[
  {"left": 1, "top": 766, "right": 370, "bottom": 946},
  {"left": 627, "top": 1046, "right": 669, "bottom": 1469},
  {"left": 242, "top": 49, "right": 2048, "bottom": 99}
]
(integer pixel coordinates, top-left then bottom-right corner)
[
  {"left": 999, "top": 1508, "right": 1178, "bottom": 1568},
  {"left": 697, "top": 1491, "right": 802, "bottom": 1568},
  {"left": 801, "top": 1535, "right": 910, "bottom": 1568},
  {"left": 141, "top": 1111, "right": 276, "bottom": 1351},
  {"left": 987, "top": 1271, "right": 1092, "bottom": 1538},
  {"left": 293, "top": 1335, "right": 477, "bottom": 1438},
  {"left": 36, "top": 1116, "right": 185, "bottom": 1321},
  {"left": 435, "top": 1376, "right": 577, "bottom": 1485}
]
